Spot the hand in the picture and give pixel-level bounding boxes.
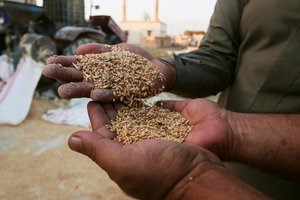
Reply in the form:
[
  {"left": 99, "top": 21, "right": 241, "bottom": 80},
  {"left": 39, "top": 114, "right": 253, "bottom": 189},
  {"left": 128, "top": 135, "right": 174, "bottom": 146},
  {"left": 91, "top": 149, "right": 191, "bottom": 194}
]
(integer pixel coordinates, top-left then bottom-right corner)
[
  {"left": 161, "top": 98, "right": 236, "bottom": 160},
  {"left": 43, "top": 43, "right": 176, "bottom": 102},
  {"left": 68, "top": 101, "right": 224, "bottom": 200}
]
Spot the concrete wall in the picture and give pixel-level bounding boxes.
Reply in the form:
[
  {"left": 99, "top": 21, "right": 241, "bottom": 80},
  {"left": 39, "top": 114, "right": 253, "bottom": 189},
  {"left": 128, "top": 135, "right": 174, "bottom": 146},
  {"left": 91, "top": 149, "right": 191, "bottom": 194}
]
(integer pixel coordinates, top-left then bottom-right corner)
[{"left": 120, "top": 21, "right": 167, "bottom": 44}]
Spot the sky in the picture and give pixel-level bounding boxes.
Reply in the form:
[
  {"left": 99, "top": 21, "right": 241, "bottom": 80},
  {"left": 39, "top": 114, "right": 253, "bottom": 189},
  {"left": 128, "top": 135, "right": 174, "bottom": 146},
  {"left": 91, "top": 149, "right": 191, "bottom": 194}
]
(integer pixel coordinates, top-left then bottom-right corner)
[{"left": 37, "top": 0, "right": 217, "bottom": 35}]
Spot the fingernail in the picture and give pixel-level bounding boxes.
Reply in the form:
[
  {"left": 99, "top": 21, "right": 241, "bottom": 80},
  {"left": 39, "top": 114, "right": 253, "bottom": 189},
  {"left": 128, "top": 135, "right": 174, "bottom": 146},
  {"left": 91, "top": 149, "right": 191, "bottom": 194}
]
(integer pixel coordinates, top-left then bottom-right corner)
[{"left": 69, "top": 136, "right": 83, "bottom": 152}]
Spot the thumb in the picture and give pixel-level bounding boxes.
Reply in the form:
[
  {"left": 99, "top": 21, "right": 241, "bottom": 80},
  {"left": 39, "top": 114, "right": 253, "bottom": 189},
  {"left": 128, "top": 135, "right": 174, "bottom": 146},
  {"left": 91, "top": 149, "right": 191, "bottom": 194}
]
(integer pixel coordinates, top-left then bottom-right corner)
[
  {"left": 68, "top": 131, "right": 123, "bottom": 171},
  {"left": 68, "top": 131, "right": 94, "bottom": 155}
]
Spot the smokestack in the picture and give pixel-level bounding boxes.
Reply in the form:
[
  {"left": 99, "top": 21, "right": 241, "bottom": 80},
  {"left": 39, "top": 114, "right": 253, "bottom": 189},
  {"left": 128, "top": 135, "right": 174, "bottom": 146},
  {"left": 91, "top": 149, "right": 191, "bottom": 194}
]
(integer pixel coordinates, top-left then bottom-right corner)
[
  {"left": 154, "top": 0, "right": 159, "bottom": 22},
  {"left": 122, "top": 0, "right": 127, "bottom": 22}
]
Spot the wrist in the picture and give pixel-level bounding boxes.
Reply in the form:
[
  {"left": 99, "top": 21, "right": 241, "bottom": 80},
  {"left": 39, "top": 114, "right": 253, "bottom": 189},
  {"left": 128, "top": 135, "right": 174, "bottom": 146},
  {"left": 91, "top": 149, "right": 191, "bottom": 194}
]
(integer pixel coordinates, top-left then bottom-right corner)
[
  {"left": 165, "top": 158, "right": 270, "bottom": 200},
  {"left": 225, "top": 112, "right": 300, "bottom": 178},
  {"left": 152, "top": 58, "right": 176, "bottom": 91},
  {"left": 225, "top": 111, "right": 243, "bottom": 161},
  {"left": 165, "top": 159, "right": 224, "bottom": 200}
]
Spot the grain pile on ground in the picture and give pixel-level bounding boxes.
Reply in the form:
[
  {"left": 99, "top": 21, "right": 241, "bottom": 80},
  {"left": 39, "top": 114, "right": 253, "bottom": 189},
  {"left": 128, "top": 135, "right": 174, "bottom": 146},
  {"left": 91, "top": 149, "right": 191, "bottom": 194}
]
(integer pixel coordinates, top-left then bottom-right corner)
[{"left": 72, "top": 45, "right": 191, "bottom": 144}]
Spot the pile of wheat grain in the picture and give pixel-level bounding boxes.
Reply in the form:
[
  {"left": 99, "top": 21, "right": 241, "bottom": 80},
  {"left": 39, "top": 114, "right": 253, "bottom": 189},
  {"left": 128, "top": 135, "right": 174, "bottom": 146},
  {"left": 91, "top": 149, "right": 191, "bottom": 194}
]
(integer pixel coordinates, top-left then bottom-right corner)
[
  {"left": 107, "top": 104, "right": 191, "bottom": 144},
  {"left": 73, "top": 46, "right": 165, "bottom": 105},
  {"left": 72, "top": 45, "right": 191, "bottom": 144}
]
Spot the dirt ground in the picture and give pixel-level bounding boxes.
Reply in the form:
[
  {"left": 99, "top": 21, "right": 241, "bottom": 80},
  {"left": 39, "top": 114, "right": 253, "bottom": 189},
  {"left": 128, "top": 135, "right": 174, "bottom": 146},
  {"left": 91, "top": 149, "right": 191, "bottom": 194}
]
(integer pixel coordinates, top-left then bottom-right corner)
[{"left": 0, "top": 97, "right": 135, "bottom": 200}]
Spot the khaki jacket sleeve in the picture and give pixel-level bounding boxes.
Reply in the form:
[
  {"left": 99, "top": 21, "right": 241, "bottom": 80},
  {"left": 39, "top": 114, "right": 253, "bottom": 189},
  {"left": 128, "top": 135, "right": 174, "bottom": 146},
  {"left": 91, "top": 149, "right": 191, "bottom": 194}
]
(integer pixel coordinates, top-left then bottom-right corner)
[{"left": 170, "top": 0, "right": 245, "bottom": 98}]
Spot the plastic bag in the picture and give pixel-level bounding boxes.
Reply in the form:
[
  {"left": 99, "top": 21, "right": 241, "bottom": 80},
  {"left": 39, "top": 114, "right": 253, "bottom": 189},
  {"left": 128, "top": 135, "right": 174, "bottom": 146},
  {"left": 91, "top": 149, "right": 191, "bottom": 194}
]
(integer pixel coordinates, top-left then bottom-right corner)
[{"left": 0, "top": 55, "right": 43, "bottom": 125}]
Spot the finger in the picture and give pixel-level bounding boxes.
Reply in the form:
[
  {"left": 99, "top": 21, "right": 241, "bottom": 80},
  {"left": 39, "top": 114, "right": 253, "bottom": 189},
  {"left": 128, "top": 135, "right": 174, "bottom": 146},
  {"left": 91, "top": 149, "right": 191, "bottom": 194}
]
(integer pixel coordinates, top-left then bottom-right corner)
[
  {"left": 117, "top": 43, "right": 154, "bottom": 60},
  {"left": 46, "top": 55, "right": 77, "bottom": 66},
  {"left": 90, "top": 88, "right": 116, "bottom": 102},
  {"left": 68, "top": 131, "right": 123, "bottom": 172},
  {"left": 114, "top": 103, "right": 123, "bottom": 111},
  {"left": 87, "top": 101, "right": 115, "bottom": 139},
  {"left": 102, "top": 103, "right": 118, "bottom": 120},
  {"left": 76, "top": 43, "right": 112, "bottom": 55},
  {"left": 58, "top": 82, "right": 93, "bottom": 99},
  {"left": 91, "top": 86, "right": 165, "bottom": 102},
  {"left": 43, "top": 64, "right": 83, "bottom": 82}
]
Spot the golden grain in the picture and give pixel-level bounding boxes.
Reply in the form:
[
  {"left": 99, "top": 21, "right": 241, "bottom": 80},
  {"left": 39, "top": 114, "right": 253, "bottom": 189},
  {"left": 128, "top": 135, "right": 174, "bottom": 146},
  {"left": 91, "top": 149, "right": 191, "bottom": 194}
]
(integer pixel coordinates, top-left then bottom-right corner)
[
  {"left": 71, "top": 45, "right": 191, "bottom": 144},
  {"left": 107, "top": 104, "right": 191, "bottom": 144},
  {"left": 74, "top": 46, "right": 164, "bottom": 104}
]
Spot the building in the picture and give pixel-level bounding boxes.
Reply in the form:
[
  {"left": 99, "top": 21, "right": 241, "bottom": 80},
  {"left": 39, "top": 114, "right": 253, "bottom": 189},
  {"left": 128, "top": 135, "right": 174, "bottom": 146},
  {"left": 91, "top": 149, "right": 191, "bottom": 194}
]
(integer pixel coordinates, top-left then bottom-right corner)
[
  {"left": 43, "top": 0, "right": 85, "bottom": 29},
  {"left": 120, "top": 0, "right": 170, "bottom": 47},
  {"left": 173, "top": 31, "right": 205, "bottom": 48}
]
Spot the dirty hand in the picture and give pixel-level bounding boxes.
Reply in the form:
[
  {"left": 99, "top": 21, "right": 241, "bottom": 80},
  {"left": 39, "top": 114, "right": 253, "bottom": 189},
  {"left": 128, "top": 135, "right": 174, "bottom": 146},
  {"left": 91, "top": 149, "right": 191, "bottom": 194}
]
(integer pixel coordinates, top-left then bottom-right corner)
[
  {"left": 43, "top": 43, "right": 176, "bottom": 102},
  {"left": 161, "top": 98, "right": 236, "bottom": 160},
  {"left": 68, "top": 101, "right": 224, "bottom": 200}
]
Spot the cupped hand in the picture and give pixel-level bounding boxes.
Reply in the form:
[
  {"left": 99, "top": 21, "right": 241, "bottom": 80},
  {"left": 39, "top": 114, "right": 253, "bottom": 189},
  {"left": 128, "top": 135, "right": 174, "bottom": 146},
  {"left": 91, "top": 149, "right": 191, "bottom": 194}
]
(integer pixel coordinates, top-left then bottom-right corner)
[
  {"left": 161, "top": 98, "right": 237, "bottom": 160},
  {"left": 68, "top": 101, "right": 224, "bottom": 200},
  {"left": 43, "top": 43, "right": 175, "bottom": 102}
]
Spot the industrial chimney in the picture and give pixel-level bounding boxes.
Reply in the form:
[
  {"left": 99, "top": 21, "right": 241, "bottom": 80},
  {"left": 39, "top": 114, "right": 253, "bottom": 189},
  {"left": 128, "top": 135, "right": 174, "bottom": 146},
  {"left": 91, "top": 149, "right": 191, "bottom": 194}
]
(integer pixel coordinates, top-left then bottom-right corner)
[
  {"left": 154, "top": 0, "right": 159, "bottom": 22},
  {"left": 122, "top": 0, "right": 127, "bottom": 22}
]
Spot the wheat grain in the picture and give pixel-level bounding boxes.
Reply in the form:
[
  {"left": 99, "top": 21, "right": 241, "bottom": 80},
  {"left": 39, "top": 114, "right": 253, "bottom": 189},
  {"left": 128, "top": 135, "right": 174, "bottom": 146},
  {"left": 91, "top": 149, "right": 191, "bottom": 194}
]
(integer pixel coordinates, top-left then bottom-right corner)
[
  {"left": 107, "top": 104, "right": 191, "bottom": 144},
  {"left": 69, "top": 45, "right": 191, "bottom": 144},
  {"left": 73, "top": 46, "right": 165, "bottom": 104}
]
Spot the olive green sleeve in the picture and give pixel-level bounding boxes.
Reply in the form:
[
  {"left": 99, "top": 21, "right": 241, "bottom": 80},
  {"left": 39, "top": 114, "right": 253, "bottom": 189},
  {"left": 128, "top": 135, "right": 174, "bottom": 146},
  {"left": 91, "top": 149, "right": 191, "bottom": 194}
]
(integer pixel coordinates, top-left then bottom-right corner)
[{"left": 168, "top": 0, "right": 245, "bottom": 98}]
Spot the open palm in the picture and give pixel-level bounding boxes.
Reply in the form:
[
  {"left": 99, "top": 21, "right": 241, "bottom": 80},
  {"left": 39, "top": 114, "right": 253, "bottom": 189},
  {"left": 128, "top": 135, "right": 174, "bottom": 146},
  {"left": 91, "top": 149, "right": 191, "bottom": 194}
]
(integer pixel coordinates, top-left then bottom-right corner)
[
  {"left": 162, "top": 98, "right": 235, "bottom": 160},
  {"left": 68, "top": 101, "right": 224, "bottom": 200}
]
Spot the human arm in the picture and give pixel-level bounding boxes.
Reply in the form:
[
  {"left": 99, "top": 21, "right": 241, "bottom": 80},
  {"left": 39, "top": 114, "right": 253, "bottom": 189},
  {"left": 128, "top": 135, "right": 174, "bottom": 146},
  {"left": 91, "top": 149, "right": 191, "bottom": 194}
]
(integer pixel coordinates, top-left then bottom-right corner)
[
  {"left": 162, "top": 99, "right": 300, "bottom": 180},
  {"left": 227, "top": 112, "right": 300, "bottom": 180},
  {"left": 68, "top": 101, "right": 269, "bottom": 200},
  {"left": 161, "top": 0, "right": 245, "bottom": 98}
]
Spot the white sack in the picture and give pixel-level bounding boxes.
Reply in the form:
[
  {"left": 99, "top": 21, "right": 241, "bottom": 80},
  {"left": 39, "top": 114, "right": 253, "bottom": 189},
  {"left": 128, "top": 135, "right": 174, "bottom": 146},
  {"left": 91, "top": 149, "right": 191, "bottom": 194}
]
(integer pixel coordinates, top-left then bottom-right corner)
[
  {"left": 42, "top": 98, "right": 91, "bottom": 127},
  {"left": 0, "top": 55, "right": 43, "bottom": 125}
]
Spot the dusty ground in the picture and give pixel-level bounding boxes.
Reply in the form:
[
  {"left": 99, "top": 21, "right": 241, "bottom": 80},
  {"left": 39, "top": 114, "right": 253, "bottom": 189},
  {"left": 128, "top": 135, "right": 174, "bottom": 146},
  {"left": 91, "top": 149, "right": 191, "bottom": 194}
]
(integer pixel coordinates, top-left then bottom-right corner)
[{"left": 0, "top": 97, "right": 135, "bottom": 200}]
